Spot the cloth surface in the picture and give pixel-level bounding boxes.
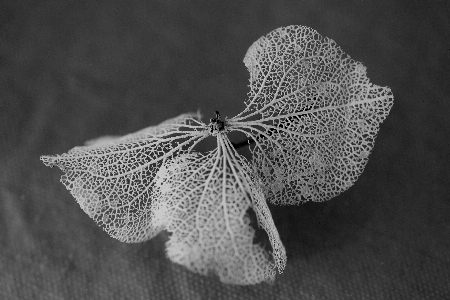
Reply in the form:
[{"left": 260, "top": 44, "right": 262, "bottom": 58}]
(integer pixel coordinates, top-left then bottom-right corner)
[{"left": 1, "top": 1, "right": 449, "bottom": 299}]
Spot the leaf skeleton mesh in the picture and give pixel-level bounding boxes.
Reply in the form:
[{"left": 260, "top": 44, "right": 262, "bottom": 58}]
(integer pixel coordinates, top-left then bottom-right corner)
[
  {"left": 151, "top": 134, "right": 285, "bottom": 285},
  {"left": 233, "top": 25, "right": 394, "bottom": 205},
  {"left": 233, "top": 152, "right": 286, "bottom": 275},
  {"left": 41, "top": 25, "right": 394, "bottom": 285},
  {"left": 41, "top": 113, "right": 206, "bottom": 243}
]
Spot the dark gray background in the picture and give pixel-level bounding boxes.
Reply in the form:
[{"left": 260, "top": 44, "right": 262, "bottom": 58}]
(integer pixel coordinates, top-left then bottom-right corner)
[{"left": 1, "top": 0, "right": 449, "bottom": 299}]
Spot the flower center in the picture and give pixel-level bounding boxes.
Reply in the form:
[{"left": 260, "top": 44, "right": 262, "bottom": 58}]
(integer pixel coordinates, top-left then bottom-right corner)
[{"left": 209, "top": 111, "right": 226, "bottom": 135}]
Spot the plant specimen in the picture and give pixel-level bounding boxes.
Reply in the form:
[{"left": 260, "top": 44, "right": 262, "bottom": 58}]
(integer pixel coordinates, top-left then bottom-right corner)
[{"left": 41, "top": 25, "right": 394, "bottom": 285}]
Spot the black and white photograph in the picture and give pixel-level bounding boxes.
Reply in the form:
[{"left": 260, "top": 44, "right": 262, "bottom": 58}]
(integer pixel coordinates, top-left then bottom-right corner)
[{"left": 1, "top": 1, "right": 448, "bottom": 299}]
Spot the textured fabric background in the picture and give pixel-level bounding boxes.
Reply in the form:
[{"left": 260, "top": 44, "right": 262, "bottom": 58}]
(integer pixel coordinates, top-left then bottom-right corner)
[{"left": 1, "top": 1, "right": 449, "bottom": 299}]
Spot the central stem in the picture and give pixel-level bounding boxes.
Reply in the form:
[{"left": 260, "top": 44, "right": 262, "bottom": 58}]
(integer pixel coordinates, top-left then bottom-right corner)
[
  {"left": 209, "top": 111, "right": 226, "bottom": 134},
  {"left": 210, "top": 111, "right": 255, "bottom": 149}
]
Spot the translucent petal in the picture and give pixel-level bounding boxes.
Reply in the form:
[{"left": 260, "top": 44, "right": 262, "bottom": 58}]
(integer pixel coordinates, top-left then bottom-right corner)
[
  {"left": 230, "top": 25, "right": 394, "bottom": 204},
  {"left": 41, "top": 113, "right": 206, "bottom": 242},
  {"left": 151, "top": 134, "right": 285, "bottom": 285}
]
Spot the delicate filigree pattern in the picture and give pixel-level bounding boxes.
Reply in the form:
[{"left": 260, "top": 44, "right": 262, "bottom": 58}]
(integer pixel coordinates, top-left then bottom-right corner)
[
  {"left": 230, "top": 25, "right": 394, "bottom": 204},
  {"left": 151, "top": 134, "right": 285, "bottom": 284},
  {"left": 41, "top": 112, "right": 207, "bottom": 242},
  {"left": 41, "top": 25, "right": 393, "bottom": 284}
]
